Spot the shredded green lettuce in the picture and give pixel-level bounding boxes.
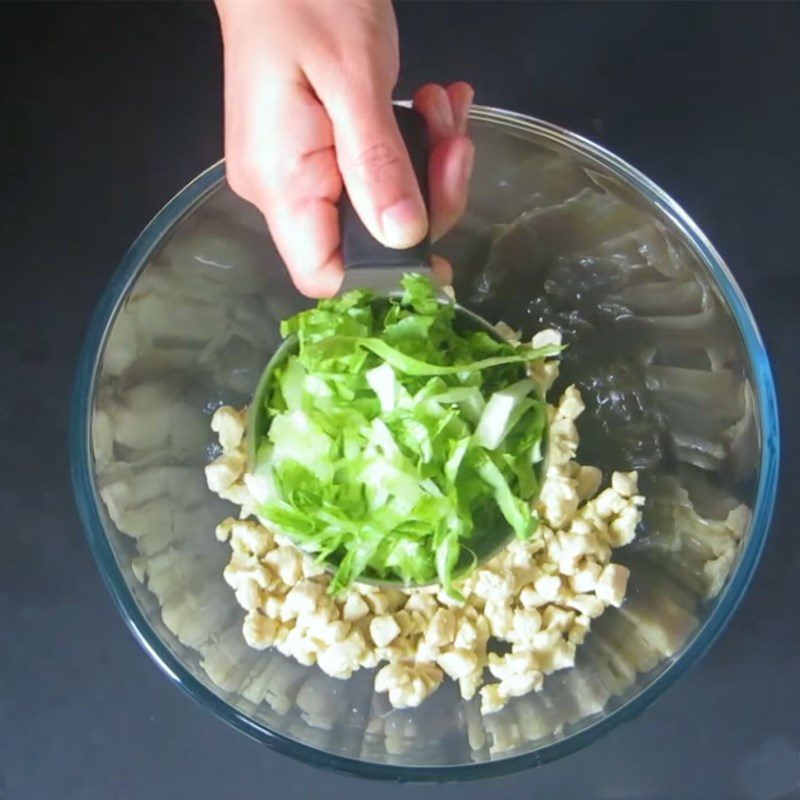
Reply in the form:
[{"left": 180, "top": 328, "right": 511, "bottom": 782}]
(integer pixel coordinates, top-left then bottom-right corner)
[{"left": 256, "top": 273, "right": 558, "bottom": 595}]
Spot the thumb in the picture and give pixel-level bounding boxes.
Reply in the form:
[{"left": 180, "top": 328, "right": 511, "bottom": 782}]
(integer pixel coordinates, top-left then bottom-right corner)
[{"left": 325, "top": 88, "right": 428, "bottom": 250}]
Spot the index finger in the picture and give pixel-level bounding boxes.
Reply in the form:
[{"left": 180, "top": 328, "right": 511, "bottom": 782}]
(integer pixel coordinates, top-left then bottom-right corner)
[{"left": 245, "top": 87, "right": 346, "bottom": 298}]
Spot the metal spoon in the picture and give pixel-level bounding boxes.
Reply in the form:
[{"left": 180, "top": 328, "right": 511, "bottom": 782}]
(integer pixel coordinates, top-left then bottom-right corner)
[{"left": 247, "top": 106, "right": 545, "bottom": 586}]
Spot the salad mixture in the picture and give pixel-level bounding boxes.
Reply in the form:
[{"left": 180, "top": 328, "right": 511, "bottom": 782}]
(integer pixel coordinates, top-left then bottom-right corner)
[{"left": 205, "top": 283, "right": 645, "bottom": 714}]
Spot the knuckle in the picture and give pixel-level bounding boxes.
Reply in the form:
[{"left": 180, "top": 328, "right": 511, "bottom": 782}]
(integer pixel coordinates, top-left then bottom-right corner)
[
  {"left": 347, "top": 50, "right": 396, "bottom": 90},
  {"left": 352, "top": 142, "right": 403, "bottom": 187},
  {"left": 225, "top": 154, "right": 259, "bottom": 202},
  {"left": 226, "top": 149, "right": 276, "bottom": 204},
  {"left": 288, "top": 148, "right": 341, "bottom": 201}
]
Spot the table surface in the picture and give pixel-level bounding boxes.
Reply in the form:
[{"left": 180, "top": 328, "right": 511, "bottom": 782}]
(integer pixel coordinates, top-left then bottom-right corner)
[{"left": 1, "top": 2, "right": 797, "bottom": 799}]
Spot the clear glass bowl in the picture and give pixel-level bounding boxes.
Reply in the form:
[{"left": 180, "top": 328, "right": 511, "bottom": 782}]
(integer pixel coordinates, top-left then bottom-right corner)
[{"left": 71, "top": 107, "right": 779, "bottom": 780}]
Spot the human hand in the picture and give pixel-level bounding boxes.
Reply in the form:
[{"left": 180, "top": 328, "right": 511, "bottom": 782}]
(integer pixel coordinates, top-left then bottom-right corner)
[{"left": 216, "top": 0, "right": 474, "bottom": 297}]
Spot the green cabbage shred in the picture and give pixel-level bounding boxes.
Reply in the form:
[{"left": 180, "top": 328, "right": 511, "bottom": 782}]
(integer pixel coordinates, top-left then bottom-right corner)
[{"left": 255, "top": 274, "right": 558, "bottom": 596}]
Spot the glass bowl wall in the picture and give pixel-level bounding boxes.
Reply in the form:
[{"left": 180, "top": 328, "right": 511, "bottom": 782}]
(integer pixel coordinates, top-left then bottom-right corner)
[{"left": 71, "top": 107, "right": 779, "bottom": 780}]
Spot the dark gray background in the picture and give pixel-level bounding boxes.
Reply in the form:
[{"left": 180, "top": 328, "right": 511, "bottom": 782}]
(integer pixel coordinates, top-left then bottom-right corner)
[{"left": 1, "top": 2, "right": 797, "bottom": 798}]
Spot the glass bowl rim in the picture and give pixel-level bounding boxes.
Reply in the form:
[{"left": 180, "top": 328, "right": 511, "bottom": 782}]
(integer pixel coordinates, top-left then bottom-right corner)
[{"left": 70, "top": 105, "right": 780, "bottom": 782}]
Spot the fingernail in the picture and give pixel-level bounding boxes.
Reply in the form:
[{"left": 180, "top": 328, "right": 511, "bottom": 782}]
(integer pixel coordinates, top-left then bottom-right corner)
[{"left": 381, "top": 197, "right": 427, "bottom": 248}]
